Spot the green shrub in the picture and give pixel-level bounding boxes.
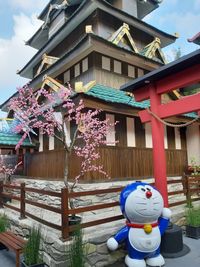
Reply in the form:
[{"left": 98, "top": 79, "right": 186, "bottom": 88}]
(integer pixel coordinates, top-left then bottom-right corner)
[
  {"left": 23, "top": 226, "right": 43, "bottom": 266},
  {"left": 186, "top": 207, "right": 200, "bottom": 227},
  {"left": 0, "top": 214, "right": 9, "bottom": 232},
  {"left": 68, "top": 228, "right": 87, "bottom": 267}
]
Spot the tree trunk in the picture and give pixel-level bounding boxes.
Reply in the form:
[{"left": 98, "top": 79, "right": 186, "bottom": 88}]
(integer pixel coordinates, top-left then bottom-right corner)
[{"left": 63, "top": 150, "right": 69, "bottom": 188}]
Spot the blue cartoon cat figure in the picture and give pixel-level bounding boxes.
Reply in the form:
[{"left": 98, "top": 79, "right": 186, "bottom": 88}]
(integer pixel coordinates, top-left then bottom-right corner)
[{"left": 107, "top": 182, "right": 171, "bottom": 267}]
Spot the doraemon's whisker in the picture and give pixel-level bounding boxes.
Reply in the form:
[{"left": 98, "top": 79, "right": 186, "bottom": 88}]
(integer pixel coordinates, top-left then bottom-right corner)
[
  {"left": 138, "top": 208, "right": 147, "bottom": 211},
  {"left": 153, "top": 202, "right": 160, "bottom": 204},
  {"left": 135, "top": 203, "right": 147, "bottom": 205},
  {"left": 152, "top": 197, "right": 159, "bottom": 200},
  {"left": 153, "top": 208, "right": 159, "bottom": 211},
  {"left": 136, "top": 196, "right": 147, "bottom": 200}
]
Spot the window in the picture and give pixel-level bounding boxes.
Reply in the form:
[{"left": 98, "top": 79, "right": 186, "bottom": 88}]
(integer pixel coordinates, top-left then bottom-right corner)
[
  {"left": 74, "top": 63, "right": 80, "bottom": 77},
  {"left": 114, "top": 60, "right": 122, "bottom": 74},
  {"left": 126, "top": 117, "right": 136, "bottom": 147},
  {"left": 64, "top": 70, "right": 70, "bottom": 83},
  {"left": 106, "top": 114, "right": 115, "bottom": 146},
  {"left": 82, "top": 58, "right": 88, "bottom": 72},
  {"left": 138, "top": 68, "right": 144, "bottom": 77},
  {"left": 175, "top": 128, "right": 181, "bottom": 149},
  {"left": 49, "top": 135, "right": 55, "bottom": 150},
  {"left": 102, "top": 56, "right": 111, "bottom": 71},
  {"left": 128, "top": 65, "right": 135, "bottom": 78},
  {"left": 145, "top": 123, "right": 152, "bottom": 148},
  {"left": 39, "top": 129, "right": 43, "bottom": 152}
]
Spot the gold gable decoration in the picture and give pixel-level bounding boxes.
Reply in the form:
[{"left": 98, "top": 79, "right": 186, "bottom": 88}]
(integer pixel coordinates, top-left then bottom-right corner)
[
  {"left": 36, "top": 54, "right": 59, "bottom": 76},
  {"left": 41, "top": 75, "right": 64, "bottom": 92},
  {"left": 108, "top": 23, "right": 138, "bottom": 53},
  {"left": 140, "top": 37, "right": 166, "bottom": 64}
]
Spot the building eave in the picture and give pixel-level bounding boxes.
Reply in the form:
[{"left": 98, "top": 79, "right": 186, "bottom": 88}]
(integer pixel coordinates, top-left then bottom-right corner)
[
  {"left": 20, "top": 0, "right": 176, "bottom": 79},
  {"left": 28, "top": 33, "right": 163, "bottom": 89},
  {"left": 120, "top": 48, "right": 200, "bottom": 92},
  {"left": 188, "top": 32, "right": 200, "bottom": 45},
  {"left": 38, "top": 0, "right": 83, "bottom": 21}
]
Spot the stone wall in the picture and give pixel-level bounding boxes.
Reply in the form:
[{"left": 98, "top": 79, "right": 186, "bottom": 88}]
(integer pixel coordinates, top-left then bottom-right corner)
[{"left": 0, "top": 177, "right": 196, "bottom": 267}]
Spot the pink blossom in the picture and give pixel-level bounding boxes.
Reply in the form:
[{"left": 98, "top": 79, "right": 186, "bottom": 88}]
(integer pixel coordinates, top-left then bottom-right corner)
[{"left": 8, "top": 84, "right": 117, "bottom": 187}]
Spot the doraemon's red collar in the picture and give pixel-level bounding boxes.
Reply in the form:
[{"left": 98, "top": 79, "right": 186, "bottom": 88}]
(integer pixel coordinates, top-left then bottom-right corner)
[
  {"left": 126, "top": 221, "right": 158, "bottom": 234},
  {"left": 126, "top": 221, "right": 158, "bottom": 228}
]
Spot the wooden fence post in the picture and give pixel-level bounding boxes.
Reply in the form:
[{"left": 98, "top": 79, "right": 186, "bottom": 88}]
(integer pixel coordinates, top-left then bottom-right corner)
[
  {"left": 185, "top": 175, "right": 192, "bottom": 207},
  {"left": 0, "top": 181, "right": 3, "bottom": 208},
  {"left": 61, "top": 187, "right": 69, "bottom": 240},
  {"left": 20, "top": 183, "right": 26, "bottom": 219}
]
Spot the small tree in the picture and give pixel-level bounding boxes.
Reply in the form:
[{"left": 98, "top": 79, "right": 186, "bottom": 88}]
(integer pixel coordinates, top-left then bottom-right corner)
[{"left": 9, "top": 85, "right": 115, "bottom": 193}]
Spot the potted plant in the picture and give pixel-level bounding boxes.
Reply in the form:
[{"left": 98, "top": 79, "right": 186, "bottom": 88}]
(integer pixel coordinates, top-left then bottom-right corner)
[
  {"left": 185, "top": 206, "right": 200, "bottom": 239},
  {"left": 0, "top": 213, "right": 9, "bottom": 250},
  {"left": 187, "top": 157, "right": 200, "bottom": 176},
  {"left": 22, "top": 226, "right": 45, "bottom": 267}
]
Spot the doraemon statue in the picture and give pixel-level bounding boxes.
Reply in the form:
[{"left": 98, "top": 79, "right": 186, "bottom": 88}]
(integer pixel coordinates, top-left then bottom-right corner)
[{"left": 107, "top": 182, "right": 171, "bottom": 267}]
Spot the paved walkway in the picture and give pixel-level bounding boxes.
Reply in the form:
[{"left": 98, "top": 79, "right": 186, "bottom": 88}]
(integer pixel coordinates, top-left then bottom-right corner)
[
  {"left": 107, "top": 236, "right": 200, "bottom": 267},
  {"left": 0, "top": 236, "right": 199, "bottom": 266}
]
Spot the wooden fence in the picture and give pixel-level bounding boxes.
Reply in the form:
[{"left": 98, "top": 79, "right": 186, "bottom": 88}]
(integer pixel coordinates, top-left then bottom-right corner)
[
  {"left": 0, "top": 176, "right": 199, "bottom": 240},
  {"left": 24, "top": 147, "right": 187, "bottom": 180}
]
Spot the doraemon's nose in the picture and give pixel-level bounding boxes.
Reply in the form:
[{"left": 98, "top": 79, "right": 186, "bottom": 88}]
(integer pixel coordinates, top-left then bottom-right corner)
[{"left": 146, "top": 191, "right": 152, "bottom": 199}]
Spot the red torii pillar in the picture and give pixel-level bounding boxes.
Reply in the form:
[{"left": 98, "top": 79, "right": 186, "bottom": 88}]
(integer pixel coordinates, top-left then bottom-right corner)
[{"left": 133, "top": 64, "right": 200, "bottom": 207}]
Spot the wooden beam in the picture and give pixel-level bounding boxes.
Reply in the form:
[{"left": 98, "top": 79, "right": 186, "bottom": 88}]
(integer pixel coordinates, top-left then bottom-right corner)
[
  {"left": 132, "top": 85, "right": 150, "bottom": 101},
  {"left": 139, "top": 93, "right": 200, "bottom": 123},
  {"left": 156, "top": 64, "right": 200, "bottom": 95},
  {"left": 81, "top": 95, "right": 140, "bottom": 117}
]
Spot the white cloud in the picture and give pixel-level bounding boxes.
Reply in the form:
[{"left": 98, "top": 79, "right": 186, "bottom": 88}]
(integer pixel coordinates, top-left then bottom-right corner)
[
  {"left": 0, "top": 13, "right": 42, "bottom": 103},
  {"left": 169, "top": 12, "right": 200, "bottom": 37},
  {"left": 194, "top": 0, "right": 200, "bottom": 9},
  {"left": 10, "top": 0, "right": 48, "bottom": 12}
]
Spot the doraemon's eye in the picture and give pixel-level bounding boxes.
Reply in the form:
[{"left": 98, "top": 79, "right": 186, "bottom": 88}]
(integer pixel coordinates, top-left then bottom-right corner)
[
  {"left": 141, "top": 188, "right": 145, "bottom": 192},
  {"left": 147, "top": 188, "right": 151, "bottom": 191}
]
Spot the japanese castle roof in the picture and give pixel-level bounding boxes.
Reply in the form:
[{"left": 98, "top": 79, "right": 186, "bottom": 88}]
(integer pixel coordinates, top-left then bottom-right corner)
[
  {"left": 38, "top": 0, "right": 162, "bottom": 22},
  {"left": 0, "top": 132, "right": 35, "bottom": 147},
  {"left": 85, "top": 84, "right": 197, "bottom": 119},
  {"left": 22, "top": 0, "right": 176, "bottom": 78},
  {"left": 21, "top": 33, "right": 164, "bottom": 87},
  {"left": 0, "top": 120, "right": 35, "bottom": 147},
  {"left": 85, "top": 84, "right": 150, "bottom": 109}
]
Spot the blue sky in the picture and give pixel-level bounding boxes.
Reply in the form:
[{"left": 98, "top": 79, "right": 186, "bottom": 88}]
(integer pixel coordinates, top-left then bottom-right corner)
[{"left": 0, "top": 0, "right": 200, "bottom": 116}]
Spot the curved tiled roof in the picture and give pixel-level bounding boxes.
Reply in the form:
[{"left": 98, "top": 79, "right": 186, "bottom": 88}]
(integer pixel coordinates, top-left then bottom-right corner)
[
  {"left": 0, "top": 132, "right": 35, "bottom": 147},
  {"left": 86, "top": 84, "right": 150, "bottom": 108},
  {"left": 85, "top": 84, "right": 197, "bottom": 119}
]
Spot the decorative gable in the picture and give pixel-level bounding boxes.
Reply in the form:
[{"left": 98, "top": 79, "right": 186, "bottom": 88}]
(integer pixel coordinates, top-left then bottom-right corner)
[
  {"left": 140, "top": 37, "right": 166, "bottom": 63},
  {"left": 36, "top": 54, "right": 59, "bottom": 76},
  {"left": 108, "top": 23, "right": 138, "bottom": 53}
]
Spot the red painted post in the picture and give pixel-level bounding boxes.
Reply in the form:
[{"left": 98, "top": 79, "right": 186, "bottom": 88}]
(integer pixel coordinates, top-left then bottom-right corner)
[{"left": 149, "top": 85, "right": 169, "bottom": 207}]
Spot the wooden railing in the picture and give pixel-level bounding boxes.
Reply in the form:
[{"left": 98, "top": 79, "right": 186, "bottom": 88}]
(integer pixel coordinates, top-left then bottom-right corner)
[
  {"left": 0, "top": 177, "right": 199, "bottom": 240},
  {"left": 182, "top": 174, "right": 200, "bottom": 205}
]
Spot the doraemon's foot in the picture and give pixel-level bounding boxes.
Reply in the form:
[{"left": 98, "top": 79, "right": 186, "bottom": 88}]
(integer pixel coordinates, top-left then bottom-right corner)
[
  {"left": 146, "top": 254, "right": 165, "bottom": 266},
  {"left": 125, "top": 255, "right": 146, "bottom": 267}
]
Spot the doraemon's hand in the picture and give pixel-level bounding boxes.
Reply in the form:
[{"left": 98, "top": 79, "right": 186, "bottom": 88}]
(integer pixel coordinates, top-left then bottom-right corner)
[
  {"left": 107, "top": 237, "right": 118, "bottom": 251},
  {"left": 162, "top": 207, "right": 172, "bottom": 219}
]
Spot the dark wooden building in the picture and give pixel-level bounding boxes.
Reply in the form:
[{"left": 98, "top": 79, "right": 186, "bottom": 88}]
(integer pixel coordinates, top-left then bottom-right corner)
[{"left": 2, "top": 0, "right": 193, "bottom": 180}]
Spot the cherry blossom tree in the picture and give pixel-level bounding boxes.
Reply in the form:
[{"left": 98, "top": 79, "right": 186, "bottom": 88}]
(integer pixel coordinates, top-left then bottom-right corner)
[
  {"left": 8, "top": 84, "right": 115, "bottom": 191},
  {"left": 0, "top": 159, "right": 22, "bottom": 183}
]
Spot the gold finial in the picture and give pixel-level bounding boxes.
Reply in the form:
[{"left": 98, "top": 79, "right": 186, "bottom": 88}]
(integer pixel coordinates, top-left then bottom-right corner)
[{"left": 174, "top": 32, "right": 180, "bottom": 38}]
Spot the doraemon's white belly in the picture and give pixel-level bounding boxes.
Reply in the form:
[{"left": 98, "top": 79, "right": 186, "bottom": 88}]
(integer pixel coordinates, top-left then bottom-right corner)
[{"left": 128, "top": 227, "right": 161, "bottom": 253}]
